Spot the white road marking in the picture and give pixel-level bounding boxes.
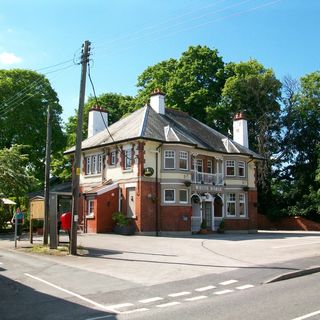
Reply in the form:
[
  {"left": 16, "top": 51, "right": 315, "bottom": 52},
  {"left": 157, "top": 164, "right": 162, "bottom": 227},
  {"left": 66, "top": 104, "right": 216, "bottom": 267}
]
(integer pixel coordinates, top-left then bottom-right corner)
[
  {"left": 85, "top": 315, "right": 115, "bottom": 320},
  {"left": 273, "top": 242, "right": 320, "bottom": 249},
  {"left": 106, "top": 303, "right": 133, "bottom": 309},
  {"left": 25, "top": 273, "right": 117, "bottom": 313},
  {"left": 236, "top": 284, "right": 254, "bottom": 290},
  {"left": 214, "top": 289, "right": 234, "bottom": 295},
  {"left": 168, "top": 291, "right": 191, "bottom": 297},
  {"left": 195, "top": 285, "right": 216, "bottom": 292},
  {"left": 139, "top": 297, "right": 163, "bottom": 304},
  {"left": 220, "top": 280, "right": 238, "bottom": 286},
  {"left": 291, "top": 309, "right": 320, "bottom": 320},
  {"left": 121, "top": 308, "right": 149, "bottom": 314},
  {"left": 185, "top": 295, "right": 208, "bottom": 301},
  {"left": 156, "top": 301, "right": 181, "bottom": 308}
]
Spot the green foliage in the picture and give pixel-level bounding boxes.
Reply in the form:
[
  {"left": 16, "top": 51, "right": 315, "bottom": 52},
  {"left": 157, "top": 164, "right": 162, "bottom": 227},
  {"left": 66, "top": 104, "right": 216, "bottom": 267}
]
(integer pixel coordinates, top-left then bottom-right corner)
[
  {"left": 65, "top": 93, "right": 134, "bottom": 147},
  {"left": 276, "top": 72, "right": 320, "bottom": 217},
  {"left": 0, "top": 204, "right": 12, "bottom": 231},
  {"left": 0, "top": 69, "right": 66, "bottom": 182},
  {"left": 0, "top": 145, "right": 38, "bottom": 196},
  {"left": 200, "top": 219, "right": 207, "bottom": 229},
  {"left": 112, "top": 212, "right": 131, "bottom": 227},
  {"left": 137, "top": 45, "right": 226, "bottom": 123}
]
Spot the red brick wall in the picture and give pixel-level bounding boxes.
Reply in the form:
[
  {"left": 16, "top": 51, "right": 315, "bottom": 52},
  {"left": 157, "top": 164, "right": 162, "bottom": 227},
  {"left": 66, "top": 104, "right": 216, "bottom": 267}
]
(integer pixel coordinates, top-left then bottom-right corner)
[
  {"left": 136, "top": 180, "right": 157, "bottom": 232},
  {"left": 258, "top": 214, "right": 320, "bottom": 231},
  {"left": 160, "top": 206, "right": 192, "bottom": 232},
  {"left": 224, "top": 190, "right": 258, "bottom": 231},
  {"left": 96, "top": 188, "right": 119, "bottom": 233}
]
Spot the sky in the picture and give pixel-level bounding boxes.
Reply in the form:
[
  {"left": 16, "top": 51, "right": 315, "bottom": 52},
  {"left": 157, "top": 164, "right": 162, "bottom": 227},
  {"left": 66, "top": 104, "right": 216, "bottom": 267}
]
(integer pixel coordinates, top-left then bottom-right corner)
[{"left": 0, "top": 0, "right": 319, "bottom": 124}]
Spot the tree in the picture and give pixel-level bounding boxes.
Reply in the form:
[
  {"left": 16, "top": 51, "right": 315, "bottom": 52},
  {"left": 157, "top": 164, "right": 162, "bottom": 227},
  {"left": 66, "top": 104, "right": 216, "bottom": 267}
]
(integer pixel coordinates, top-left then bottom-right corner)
[
  {"left": 0, "top": 69, "right": 66, "bottom": 182},
  {"left": 211, "top": 59, "right": 282, "bottom": 215},
  {"left": 0, "top": 145, "right": 37, "bottom": 196},
  {"left": 64, "top": 92, "right": 134, "bottom": 147},
  {"left": 279, "top": 72, "right": 320, "bottom": 216},
  {"left": 137, "top": 45, "right": 226, "bottom": 123}
]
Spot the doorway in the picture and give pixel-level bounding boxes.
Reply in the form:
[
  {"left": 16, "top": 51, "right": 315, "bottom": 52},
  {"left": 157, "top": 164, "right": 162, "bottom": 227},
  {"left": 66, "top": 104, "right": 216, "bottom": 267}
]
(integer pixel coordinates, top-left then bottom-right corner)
[
  {"left": 203, "top": 201, "right": 213, "bottom": 230},
  {"left": 126, "top": 187, "right": 136, "bottom": 218}
]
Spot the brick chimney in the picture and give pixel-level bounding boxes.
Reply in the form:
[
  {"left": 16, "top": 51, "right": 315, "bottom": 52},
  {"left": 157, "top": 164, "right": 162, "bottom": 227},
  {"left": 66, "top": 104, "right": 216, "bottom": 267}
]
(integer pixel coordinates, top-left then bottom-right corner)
[
  {"left": 88, "top": 106, "right": 108, "bottom": 138},
  {"left": 150, "top": 89, "right": 165, "bottom": 115},
  {"left": 233, "top": 112, "right": 248, "bottom": 148}
]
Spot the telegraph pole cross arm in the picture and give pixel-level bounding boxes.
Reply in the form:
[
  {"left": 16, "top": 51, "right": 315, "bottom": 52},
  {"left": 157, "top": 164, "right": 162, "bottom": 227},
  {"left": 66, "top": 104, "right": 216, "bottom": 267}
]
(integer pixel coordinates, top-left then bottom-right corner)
[{"left": 70, "top": 40, "right": 91, "bottom": 255}]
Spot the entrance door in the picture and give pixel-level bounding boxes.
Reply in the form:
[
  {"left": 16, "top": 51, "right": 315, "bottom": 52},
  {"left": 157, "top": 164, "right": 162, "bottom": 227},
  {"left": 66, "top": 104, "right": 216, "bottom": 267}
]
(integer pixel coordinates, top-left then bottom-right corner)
[
  {"left": 203, "top": 201, "right": 212, "bottom": 230},
  {"left": 191, "top": 195, "right": 201, "bottom": 232},
  {"left": 126, "top": 187, "right": 136, "bottom": 218},
  {"left": 213, "top": 196, "right": 223, "bottom": 230}
]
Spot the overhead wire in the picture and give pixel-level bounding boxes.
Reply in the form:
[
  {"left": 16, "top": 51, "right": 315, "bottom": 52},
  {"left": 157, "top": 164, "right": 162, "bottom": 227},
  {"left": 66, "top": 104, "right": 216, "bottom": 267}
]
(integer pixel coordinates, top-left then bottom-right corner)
[
  {"left": 93, "top": 0, "right": 257, "bottom": 58},
  {"left": 0, "top": 63, "right": 77, "bottom": 117},
  {"left": 87, "top": 60, "right": 135, "bottom": 163}
]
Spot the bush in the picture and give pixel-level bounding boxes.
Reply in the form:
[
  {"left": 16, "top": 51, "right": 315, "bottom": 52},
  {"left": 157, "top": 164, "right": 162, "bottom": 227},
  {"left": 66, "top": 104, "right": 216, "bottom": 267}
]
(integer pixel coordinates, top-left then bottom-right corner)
[{"left": 112, "top": 212, "right": 131, "bottom": 227}]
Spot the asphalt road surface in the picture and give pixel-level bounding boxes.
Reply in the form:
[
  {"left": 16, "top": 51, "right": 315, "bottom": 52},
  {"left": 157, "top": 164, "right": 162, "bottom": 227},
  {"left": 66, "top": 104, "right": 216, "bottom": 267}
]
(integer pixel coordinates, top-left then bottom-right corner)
[{"left": 0, "top": 232, "right": 320, "bottom": 320}]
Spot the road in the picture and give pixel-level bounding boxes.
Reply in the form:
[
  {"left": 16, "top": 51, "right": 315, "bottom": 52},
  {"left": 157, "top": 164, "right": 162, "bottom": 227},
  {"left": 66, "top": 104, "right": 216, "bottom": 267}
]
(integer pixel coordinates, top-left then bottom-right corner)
[{"left": 0, "top": 232, "right": 320, "bottom": 319}]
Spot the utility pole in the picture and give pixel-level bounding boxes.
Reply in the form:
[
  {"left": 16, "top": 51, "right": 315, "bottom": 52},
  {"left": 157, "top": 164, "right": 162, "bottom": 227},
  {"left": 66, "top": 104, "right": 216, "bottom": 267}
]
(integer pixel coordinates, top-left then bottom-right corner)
[
  {"left": 70, "top": 40, "right": 91, "bottom": 255},
  {"left": 43, "top": 104, "right": 52, "bottom": 245}
]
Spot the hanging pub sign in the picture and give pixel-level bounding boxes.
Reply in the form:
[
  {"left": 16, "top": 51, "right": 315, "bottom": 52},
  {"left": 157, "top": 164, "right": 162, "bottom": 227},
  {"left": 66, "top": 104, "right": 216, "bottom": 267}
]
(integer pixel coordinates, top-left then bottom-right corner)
[{"left": 143, "top": 167, "right": 154, "bottom": 177}]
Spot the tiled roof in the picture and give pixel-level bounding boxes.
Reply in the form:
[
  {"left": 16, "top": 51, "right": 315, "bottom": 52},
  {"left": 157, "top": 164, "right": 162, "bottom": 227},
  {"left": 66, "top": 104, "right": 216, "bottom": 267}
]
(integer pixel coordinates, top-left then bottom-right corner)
[{"left": 65, "top": 106, "right": 262, "bottom": 159}]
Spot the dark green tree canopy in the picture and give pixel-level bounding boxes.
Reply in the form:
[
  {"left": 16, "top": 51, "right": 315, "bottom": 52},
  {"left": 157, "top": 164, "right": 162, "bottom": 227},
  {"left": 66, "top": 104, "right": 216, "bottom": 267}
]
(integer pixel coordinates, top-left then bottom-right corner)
[
  {"left": 137, "top": 45, "right": 226, "bottom": 123},
  {"left": 0, "top": 145, "right": 37, "bottom": 196},
  {"left": 0, "top": 69, "right": 65, "bottom": 181}
]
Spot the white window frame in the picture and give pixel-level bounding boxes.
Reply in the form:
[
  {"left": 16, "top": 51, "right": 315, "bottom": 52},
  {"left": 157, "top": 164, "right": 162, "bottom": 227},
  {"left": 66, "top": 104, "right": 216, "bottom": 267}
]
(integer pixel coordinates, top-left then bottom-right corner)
[
  {"left": 124, "top": 149, "right": 132, "bottom": 170},
  {"left": 239, "top": 193, "right": 246, "bottom": 217},
  {"left": 87, "top": 199, "right": 94, "bottom": 218},
  {"left": 86, "top": 156, "right": 91, "bottom": 175},
  {"left": 97, "top": 154, "right": 103, "bottom": 173},
  {"left": 179, "top": 151, "right": 188, "bottom": 170},
  {"left": 207, "top": 160, "right": 213, "bottom": 174},
  {"left": 226, "top": 193, "right": 236, "bottom": 216},
  {"left": 110, "top": 151, "right": 116, "bottom": 166},
  {"left": 179, "top": 189, "right": 188, "bottom": 204},
  {"left": 238, "top": 161, "right": 245, "bottom": 177},
  {"left": 164, "top": 189, "right": 175, "bottom": 203},
  {"left": 164, "top": 150, "right": 175, "bottom": 169},
  {"left": 226, "top": 160, "right": 236, "bottom": 177},
  {"left": 196, "top": 159, "right": 203, "bottom": 172}
]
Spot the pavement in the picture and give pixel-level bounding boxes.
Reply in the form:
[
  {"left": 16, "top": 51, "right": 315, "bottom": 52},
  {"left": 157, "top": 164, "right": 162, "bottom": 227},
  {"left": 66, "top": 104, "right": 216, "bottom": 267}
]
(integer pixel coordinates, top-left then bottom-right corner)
[{"left": 1, "top": 230, "right": 320, "bottom": 287}]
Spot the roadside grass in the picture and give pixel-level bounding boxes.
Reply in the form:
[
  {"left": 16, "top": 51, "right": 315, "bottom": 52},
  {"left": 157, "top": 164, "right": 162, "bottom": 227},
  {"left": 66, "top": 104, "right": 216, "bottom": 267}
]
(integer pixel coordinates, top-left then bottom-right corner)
[{"left": 26, "top": 244, "right": 89, "bottom": 256}]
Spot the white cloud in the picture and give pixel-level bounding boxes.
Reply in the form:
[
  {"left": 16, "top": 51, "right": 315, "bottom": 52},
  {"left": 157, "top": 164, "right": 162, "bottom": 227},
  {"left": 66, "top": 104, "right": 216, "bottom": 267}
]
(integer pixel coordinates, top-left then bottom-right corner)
[{"left": 0, "top": 51, "right": 22, "bottom": 65}]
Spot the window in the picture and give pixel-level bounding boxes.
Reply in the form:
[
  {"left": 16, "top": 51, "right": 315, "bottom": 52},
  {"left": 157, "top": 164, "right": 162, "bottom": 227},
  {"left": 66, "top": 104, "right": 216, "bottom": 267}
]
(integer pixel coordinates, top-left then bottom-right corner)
[
  {"left": 196, "top": 159, "right": 203, "bottom": 172},
  {"left": 207, "top": 160, "right": 213, "bottom": 174},
  {"left": 124, "top": 149, "right": 132, "bottom": 170},
  {"left": 226, "top": 193, "right": 236, "bottom": 216},
  {"left": 87, "top": 200, "right": 94, "bottom": 217},
  {"left": 86, "top": 156, "right": 91, "bottom": 175},
  {"left": 238, "top": 161, "right": 245, "bottom": 177},
  {"left": 85, "top": 154, "right": 103, "bottom": 175},
  {"left": 239, "top": 193, "right": 246, "bottom": 216},
  {"left": 179, "top": 151, "right": 188, "bottom": 170},
  {"left": 164, "top": 189, "right": 175, "bottom": 203},
  {"left": 164, "top": 150, "right": 175, "bottom": 169},
  {"left": 179, "top": 189, "right": 188, "bottom": 203},
  {"left": 226, "top": 160, "right": 235, "bottom": 176},
  {"left": 110, "top": 151, "right": 116, "bottom": 165},
  {"left": 97, "top": 154, "right": 103, "bottom": 173}
]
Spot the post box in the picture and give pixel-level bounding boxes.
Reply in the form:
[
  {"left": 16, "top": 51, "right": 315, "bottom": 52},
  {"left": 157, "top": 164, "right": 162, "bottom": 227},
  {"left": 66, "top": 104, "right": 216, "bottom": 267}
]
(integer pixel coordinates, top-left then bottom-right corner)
[{"left": 60, "top": 212, "right": 72, "bottom": 231}]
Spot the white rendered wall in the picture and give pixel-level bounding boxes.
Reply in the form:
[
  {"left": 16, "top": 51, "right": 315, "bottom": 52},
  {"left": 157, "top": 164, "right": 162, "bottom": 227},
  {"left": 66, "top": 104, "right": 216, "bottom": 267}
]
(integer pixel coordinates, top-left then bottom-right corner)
[
  {"left": 233, "top": 118, "right": 248, "bottom": 148},
  {"left": 150, "top": 93, "right": 165, "bottom": 114},
  {"left": 88, "top": 110, "right": 108, "bottom": 138}
]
